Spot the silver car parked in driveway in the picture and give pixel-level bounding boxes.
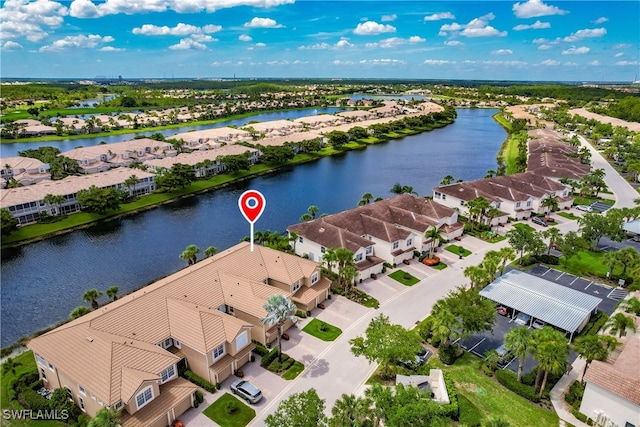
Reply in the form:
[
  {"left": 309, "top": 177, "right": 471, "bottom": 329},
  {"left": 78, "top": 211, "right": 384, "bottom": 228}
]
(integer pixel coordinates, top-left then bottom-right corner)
[{"left": 231, "top": 380, "right": 263, "bottom": 404}]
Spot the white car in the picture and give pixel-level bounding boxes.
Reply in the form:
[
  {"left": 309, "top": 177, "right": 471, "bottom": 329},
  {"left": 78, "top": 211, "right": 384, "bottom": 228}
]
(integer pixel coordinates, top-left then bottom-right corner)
[{"left": 576, "top": 205, "right": 593, "bottom": 212}]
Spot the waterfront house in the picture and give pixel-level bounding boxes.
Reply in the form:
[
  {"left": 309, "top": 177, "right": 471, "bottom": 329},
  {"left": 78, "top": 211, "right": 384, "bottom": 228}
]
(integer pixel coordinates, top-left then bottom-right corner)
[
  {"left": 171, "top": 127, "right": 251, "bottom": 150},
  {"left": 0, "top": 156, "right": 51, "bottom": 187},
  {"left": 27, "top": 243, "right": 329, "bottom": 426},
  {"left": 243, "top": 120, "right": 304, "bottom": 137},
  {"left": 288, "top": 194, "right": 463, "bottom": 280},
  {"left": 250, "top": 131, "right": 323, "bottom": 153},
  {"left": 293, "top": 114, "right": 344, "bottom": 129},
  {"left": 336, "top": 110, "right": 377, "bottom": 122},
  {"left": 526, "top": 128, "right": 590, "bottom": 180},
  {"left": 143, "top": 145, "right": 259, "bottom": 177},
  {"left": 14, "top": 119, "right": 57, "bottom": 137},
  {"left": 0, "top": 168, "right": 155, "bottom": 224}
]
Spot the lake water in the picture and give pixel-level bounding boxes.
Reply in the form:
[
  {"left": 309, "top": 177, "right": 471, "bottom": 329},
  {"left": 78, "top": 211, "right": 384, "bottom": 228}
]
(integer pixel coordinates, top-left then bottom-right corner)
[
  {"left": 0, "top": 108, "right": 342, "bottom": 157},
  {"left": 0, "top": 108, "right": 505, "bottom": 347}
]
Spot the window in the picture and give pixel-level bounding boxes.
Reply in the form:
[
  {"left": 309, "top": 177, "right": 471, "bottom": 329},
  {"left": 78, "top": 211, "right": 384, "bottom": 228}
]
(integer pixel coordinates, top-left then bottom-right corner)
[
  {"left": 40, "top": 367, "right": 47, "bottom": 381},
  {"left": 48, "top": 362, "right": 55, "bottom": 371},
  {"left": 228, "top": 306, "right": 235, "bottom": 315},
  {"left": 366, "top": 246, "right": 373, "bottom": 255},
  {"left": 135, "top": 387, "right": 153, "bottom": 409},
  {"left": 35, "top": 353, "right": 47, "bottom": 366},
  {"left": 393, "top": 241, "right": 399, "bottom": 250},
  {"left": 78, "top": 385, "right": 86, "bottom": 395},
  {"left": 460, "top": 201, "right": 465, "bottom": 206},
  {"left": 236, "top": 331, "right": 248, "bottom": 350},
  {"left": 526, "top": 201, "right": 531, "bottom": 207},
  {"left": 320, "top": 246, "right": 326, "bottom": 254},
  {"left": 174, "top": 340, "right": 181, "bottom": 349},
  {"left": 311, "top": 271, "right": 319, "bottom": 284},
  {"left": 114, "top": 401, "right": 123, "bottom": 411},
  {"left": 435, "top": 192, "right": 441, "bottom": 199},
  {"left": 442, "top": 194, "right": 446, "bottom": 200},
  {"left": 212, "top": 344, "right": 225, "bottom": 361},
  {"left": 161, "top": 365, "right": 175, "bottom": 383},
  {"left": 406, "top": 238, "right": 412, "bottom": 246},
  {"left": 495, "top": 202, "right": 500, "bottom": 208},
  {"left": 298, "top": 236, "right": 303, "bottom": 243},
  {"left": 292, "top": 281, "right": 300, "bottom": 291},
  {"left": 516, "top": 201, "right": 521, "bottom": 208},
  {"left": 355, "top": 253, "right": 363, "bottom": 262},
  {"left": 162, "top": 338, "right": 172, "bottom": 349},
  {"left": 79, "top": 397, "right": 86, "bottom": 412}
]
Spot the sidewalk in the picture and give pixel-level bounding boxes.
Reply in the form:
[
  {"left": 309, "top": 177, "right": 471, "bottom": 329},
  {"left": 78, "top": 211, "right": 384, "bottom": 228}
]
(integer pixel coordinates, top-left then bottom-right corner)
[{"left": 550, "top": 357, "right": 590, "bottom": 427}]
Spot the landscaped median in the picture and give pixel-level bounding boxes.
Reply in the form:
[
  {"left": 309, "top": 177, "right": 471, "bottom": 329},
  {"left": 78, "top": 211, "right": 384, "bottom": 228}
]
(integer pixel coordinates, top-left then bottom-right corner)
[
  {"left": 301, "top": 318, "right": 342, "bottom": 341},
  {"left": 202, "top": 392, "right": 255, "bottom": 427},
  {"left": 252, "top": 343, "right": 304, "bottom": 381},
  {"left": 387, "top": 269, "right": 420, "bottom": 286},
  {"left": 445, "top": 245, "right": 472, "bottom": 258}
]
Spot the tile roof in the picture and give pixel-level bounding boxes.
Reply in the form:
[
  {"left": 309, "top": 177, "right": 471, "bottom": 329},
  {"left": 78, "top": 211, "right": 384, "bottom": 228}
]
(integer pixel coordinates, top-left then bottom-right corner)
[
  {"left": 144, "top": 145, "right": 258, "bottom": 169},
  {"left": 0, "top": 156, "right": 47, "bottom": 171},
  {"left": 584, "top": 336, "right": 640, "bottom": 405}
]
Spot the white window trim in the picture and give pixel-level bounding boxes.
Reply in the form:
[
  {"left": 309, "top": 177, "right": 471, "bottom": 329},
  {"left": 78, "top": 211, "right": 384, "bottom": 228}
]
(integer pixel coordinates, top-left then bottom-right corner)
[
  {"left": 78, "top": 385, "right": 86, "bottom": 395},
  {"left": 292, "top": 280, "right": 300, "bottom": 291},
  {"left": 174, "top": 339, "right": 181, "bottom": 349},
  {"left": 393, "top": 241, "right": 399, "bottom": 250},
  {"left": 212, "top": 344, "right": 225, "bottom": 362},
  {"left": 135, "top": 386, "right": 153, "bottom": 410},
  {"left": 79, "top": 397, "right": 86, "bottom": 412},
  {"left": 311, "top": 271, "right": 319, "bottom": 284},
  {"left": 161, "top": 365, "right": 176, "bottom": 383}
]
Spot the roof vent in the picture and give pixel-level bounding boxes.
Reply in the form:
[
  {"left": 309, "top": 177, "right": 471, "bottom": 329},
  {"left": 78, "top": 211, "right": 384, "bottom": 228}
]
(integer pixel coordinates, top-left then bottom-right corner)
[{"left": 86, "top": 336, "right": 94, "bottom": 342}]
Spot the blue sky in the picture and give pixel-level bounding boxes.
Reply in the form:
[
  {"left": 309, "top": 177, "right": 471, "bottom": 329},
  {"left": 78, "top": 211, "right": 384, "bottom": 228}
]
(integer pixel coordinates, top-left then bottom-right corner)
[{"left": 1, "top": 0, "right": 638, "bottom": 81}]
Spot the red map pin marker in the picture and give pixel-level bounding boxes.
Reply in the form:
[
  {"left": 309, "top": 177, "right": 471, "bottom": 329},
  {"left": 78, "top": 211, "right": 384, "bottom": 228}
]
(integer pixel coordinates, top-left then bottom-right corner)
[{"left": 238, "top": 190, "right": 266, "bottom": 251}]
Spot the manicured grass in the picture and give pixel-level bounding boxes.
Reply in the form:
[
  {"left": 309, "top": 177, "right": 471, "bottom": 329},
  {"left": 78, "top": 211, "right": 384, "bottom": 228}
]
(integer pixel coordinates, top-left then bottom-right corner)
[
  {"left": 558, "top": 212, "right": 579, "bottom": 220},
  {"left": 362, "top": 294, "right": 380, "bottom": 309},
  {"left": 513, "top": 223, "right": 535, "bottom": 232},
  {"left": 572, "top": 196, "right": 615, "bottom": 206},
  {"left": 429, "top": 353, "right": 558, "bottom": 427},
  {"left": 282, "top": 361, "right": 304, "bottom": 380},
  {"left": 302, "top": 318, "right": 342, "bottom": 341},
  {"left": 387, "top": 269, "right": 420, "bottom": 286},
  {"left": 558, "top": 250, "right": 611, "bottom": 278},
  {"left": 202, "top": 393, "right": 256, "bottom": 427},
  {"left": 445, "top": 245, "right": 472, "bottom": 257},
  {"left": 1, "top": 351, "right": 62, "bottom": 427},
  {"left": 430, "top": 262, "right": 448, "bottom": 270}
]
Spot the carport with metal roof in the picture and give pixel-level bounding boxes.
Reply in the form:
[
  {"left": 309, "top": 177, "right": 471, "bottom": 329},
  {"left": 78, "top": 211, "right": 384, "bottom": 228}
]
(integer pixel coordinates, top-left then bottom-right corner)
[{"left": 480, "top": 270, "right": 602, "bottom": 342}]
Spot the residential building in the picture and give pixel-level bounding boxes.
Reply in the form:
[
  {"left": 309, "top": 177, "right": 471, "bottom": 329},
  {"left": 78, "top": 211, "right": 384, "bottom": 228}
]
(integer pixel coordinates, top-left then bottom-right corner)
[
  {"left": 0, "top": 156, "right": 51, "bottom": 187},
  {"left": 580, "top": 336, "right": 640, "bottom": 427},
  {"left": 28, "top": 242, "right": 329, "bottom": 426},
  {"left": 243, "top": 120, "right": 304, "bottom": 137},
  {"left": 293, "top": 114, "right": 344, "bottom": 129},
  {"left": 432, "top": 172, "right": 572, "bottom": 222},
  {"left": 143, "top": 145, "right": 259, "bottom": 177},
  {"left": 0, "top": 168, "right": 155, "bottom": 224},
  {"left": 250, "top": 132, "right": 323, "bottom": 153},
  {"left": 288, "top": 194, "right": 463, "bottom": 280},
  {"left": 526, "top": 128, "right": 590, "bottom": 180},
  {"left": 171, "top": 127, "right": 251, "bottom": 150}
]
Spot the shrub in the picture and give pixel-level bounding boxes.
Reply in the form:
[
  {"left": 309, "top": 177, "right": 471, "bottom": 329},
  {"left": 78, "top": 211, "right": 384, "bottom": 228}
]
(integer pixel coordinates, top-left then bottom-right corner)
[
  {"left": 439, "top": 343, "right": 461, "bottom": 365},
  {"left": 260, "top": 346, "right": 279, "bottom": 367},
  {"left": 564, "top": 381, "right": 585, "bottom": 409},
  {"left": 495, "top": 369, "right": 541, "bottom": 403},
  {"left": 480, "top": 363, "right": 493, "bottom": 377},
  {"left": 571, "top": 408, "right": 594, "bottom": 425},
  {"left": 183, "top": 370, "right": 217, "bottom": 393},
  {"left": 536, "top": 254, "right": 559, "bottom": 265},
  {"left": 519, "top": 255, "right": 537, "bottom": 266},
  {"left": 295, "top": 310, "right": 307, "bottom": 319},
  {"left": 252, "top": 341, "right": 269, "bottom": 357},
  {"left": 193, "top": 390, "right": 204, "bottom": 408},
  {"left": 225, "top": 400, "right": 239, "bottom": 415},
  {"left": 579, "top": 312, "right": 608, "bottom": 337},
  {"left": 19, "top": 388, "right": 51, "bottom": 411}
]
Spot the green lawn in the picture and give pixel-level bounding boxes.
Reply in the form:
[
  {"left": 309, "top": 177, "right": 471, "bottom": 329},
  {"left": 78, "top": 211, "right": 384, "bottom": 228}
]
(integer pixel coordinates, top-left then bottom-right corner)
[
  {"left": 513, "top": 223, "right": 535, "bottom": 232},
  {"left": 282, "top": 361, "right": 304, "bottom": 380},
  {"left": 1, "top": 351, "right": 62, "bottom": 427},
  {"left": 430, "top": 262, "right": 448, "bottom": 270},
  {"left": 301, "top": 319, "right": 342, "bottom": 341},
  {"left": 445, "top": 245, "right": 472, "bottom": 257},
  {"left": 430, "top": 353, "right": 559, "bottom": 427},
  {"left": 557, "top": 212, "right": 580, "bottom": 220},
  {"left": 558, "top": 250, "right": 611, "bottom": 278},
  {"left": 202, "top": 393, "right": 256, "bottom": 427},
  {"left": 387, "top": 269, "right": 420, "bottom": 286}
]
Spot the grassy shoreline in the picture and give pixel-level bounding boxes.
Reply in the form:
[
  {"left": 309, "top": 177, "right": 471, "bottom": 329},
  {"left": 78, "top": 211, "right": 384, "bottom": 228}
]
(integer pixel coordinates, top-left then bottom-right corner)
[{"left": 493, "top": 112, "right": 521, "bottom": 174}]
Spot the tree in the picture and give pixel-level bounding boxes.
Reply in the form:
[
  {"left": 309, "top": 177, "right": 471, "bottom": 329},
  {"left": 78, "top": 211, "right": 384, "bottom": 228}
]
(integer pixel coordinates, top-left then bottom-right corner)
[
  {"left": 347, "top": 126, "right": 369, "bottom": 141},
  {"left": 179, "top": 244, "right": 200, "bottom": 265},
  {"left": 265, "top": 389, "right": 328, "bottom": 427},
  {"left": 620, "top": 296, "right": 640, "bottom": 316},
  {"left": 42, "top": 193, "right": 65, "bottom": 215},
  {"left": 260, "top": 294, "right": 298, "bottom": 363},
  {"left": 87, "top": 407, "right": 121, "bottom": 427},
  {"left": 327, "top": 130, "right": 349, "bottom": 147},
  {"left": 463, "top": 265, "right": 488, "bottom": 290},
  {"left": 155, "top": 163, "right": 196, "bottom": 190},
  {"left": 573, "top": 335, "right": 610, "bottom": 381},
  {"left": 604, "top": 312, "right": 636, "bottom": 338},
  {"left": 504, "top": 326, "right": 533, "bottom": 382},
  {"left": 389, "top": 182, "right": 417, "bottom": 195},
  {"left": 219, "top": 154, "right": 251, "bottom": 174},
  {"left": 82, "top": 289, "right": 103, "bottom": 310},
  {"left": 204, "top": 246, "right": 218, "bottom": 258},
  {"left": 615, "top": 246, "right": 640, "bottom": 275},
  {"left": 578, "top": 212, "right": 625, "bottom": 249},
  {"left": 429, "top": 302, "right": 461, "bottom": 348},
  {"left": 424, "top": 226, "right": 444, "bottom": 259},
  {"left": 466, "top": 196, "right": 491, "bottom": 230},
  {"left": 330, "top": 393, "right": 371, "bottom": 427},
  {"left": 558, "top": 231, "right": 587, "bottom": 268},
  {"left": 123, "top": 174, "right": 139, "bottom": 197},
  {"left": 50, "top": 388, "right": 79, "bottom": 421},
  {"left": 350, "top": 314, "right": 422, "bottom": 379},
  {"left": 1, "top": 208, "right": 18, "bottom": 235},
  {"left": 497, "top": 247, "right": 516, "bottom": 275},
  {"left": 541, "top": 196, "right": 558, "bottom": 214},
  {"left": 105, "top": 286, "right": 119, "bottom": 301},
  {"left": 542, "top": 227, "right": 562, "bottom": 255},
  {"left": 2, "top": 357, "right": 21, "bottom": 376},
  {"left": 307, "top": 205, "right": 319, "bottom": 219},
  {"left": 506, "top": 226, "right": 535, "bottom": 264},
  {"left": 323, "top": 247, "right": 338, "bottom": 275},
  {"left": 531, "top": 327, "right": 568, "bottom": 395},
  {"left": 76, "top": 185, "right": 120, "bottom": 214},
  {"left": 443, "top": 287, "right": 496, "bottom": 338},
  {"left": 70, "top": 306, "right": 91, "bottom": 319},
  {"left": 358, "top": 192, "right": 373, "bottom": 206},
  {"left": 440, "top": 175, "right": 454, "bottom": 185}
]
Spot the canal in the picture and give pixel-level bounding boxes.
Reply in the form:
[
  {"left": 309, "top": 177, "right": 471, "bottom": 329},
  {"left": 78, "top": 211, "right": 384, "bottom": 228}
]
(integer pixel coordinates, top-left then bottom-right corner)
[{"left": 0, "top": 108, "right": 505, "bottom": 347}]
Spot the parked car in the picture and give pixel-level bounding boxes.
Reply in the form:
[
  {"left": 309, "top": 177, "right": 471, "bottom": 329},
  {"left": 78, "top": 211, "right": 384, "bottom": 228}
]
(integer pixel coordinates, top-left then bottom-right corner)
[
  {"left": 231, "top": 380, "right": 263, "bottom": 404},
  {"left": 532, "top": 319, "right": 546, "bottom": 329},
  {"left": 495, "top": 344, "right": 513, "bottom": 367},
  {"left": 576, "top": 205, "right": 593, "bottom": 212},
  {"left": 497, "top": 306, "right": 509, "bottom": 316},
  {"left": 399, "top": 347, "right": 432, "bottom": 369},
  {"left": 543, "top": 216, "right": 555, "bottom": 222},
  {"left": 514, "top": 312, "right": 531, "bottom": 326},
  {"left": 531, "top": 216, "right": 548, "bottom": 227}
]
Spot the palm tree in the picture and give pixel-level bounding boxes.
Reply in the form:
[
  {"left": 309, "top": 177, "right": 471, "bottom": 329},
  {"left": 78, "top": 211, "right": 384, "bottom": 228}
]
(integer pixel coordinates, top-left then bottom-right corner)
[
  {"left": 541, "top": 196, "right": 558, "bottom": 214},
  {"left": 300, "top": 213, "right": 313, "bottom": 222},
  {"left": 463, "top": 265, "right": 486, "bottom": 290},
  {"left": 534, "top": 332, "right": 568, "bottom": 397},
  {"left": 616, "top": 247, "right": 640, "bottom": 276},
  {"left": 288, "top": 231, "right": 299, "bottom": 252},
  {"left": 87, "top": 407, "right": 120, "bottom": 427},
  {"left": 340, "top": 265, "right": 358, "bottom": 294},
  {"left": 82, "top": 289, "right": 103, "bottom": 310},
  {"left": 330, "top": 393, "right": 371, "bottom": 427},
  {"left": 307, "top": 205, "right": 319, "bottom": 219},
  {"left": 542, "top": 227, "right": 562, "bottom": 255},
  {"left": 123, "top": 174, "right": 138, "bottom": 197},
  {"left": 260, "top": 294, "right": 298, "bottom": 363},
  {"left": 602, "top": 251, "right": 621, "bottom": 278},
  {"left": 323, "top": 248, "right": 338, "bottom": 275},
  {"left": 42, "top": 193, "right": 65, "bottom": 216},
  {"left": 497, "top": 247, "right": 515, "bottom": 275},
  {"left": 70, "top": 306, "right": 91, "bottom": 319},
  {"left": 179, "top": 244, "right": 200, "bottom": 265},
  {"left": 424, "top": 226, "right": 444, "bottom": 259},
  {"left": 430, "top": 301, "right": 461, "bottom": 347},
  {"left": 504, "top": 327, "right": 533, "bottom": 382},
  {"left": 605, "top": 312, "right": 636, "bottom": 338},
  {"left": 105, "top": 286, "right": 119, "bottom": 301},
  {"left": 389, "top": 182, "right": 417, "bottom": 195},
  {"left": 532, "top": 327, "right": 567, "bottom": 392},
  {"left": 573, "top": 335, "right": 609, "bottom": 382},
  {"left": 440, "top": 175, "right": 454, "bottom": 186},
  {"left": 358, "top": 192, "right": 373, "bottom": 206},
  {"left": 204, "top": 246, "right": 218, "bottom": 258},
  {"left": 620, "top": 296, "right": 640, "bottom": 316}
]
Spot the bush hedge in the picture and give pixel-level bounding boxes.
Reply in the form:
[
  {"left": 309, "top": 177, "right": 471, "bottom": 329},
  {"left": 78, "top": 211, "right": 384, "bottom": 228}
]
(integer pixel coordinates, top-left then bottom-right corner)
[
  {"left": 495, "top": 369, "right": 541, "bottom": 403},
  {"left": 439, "top": 343, "right": 463, "bottom": 365},
  {"left": 578, "top": 312, "right": 609, "bottom": 337},
  {"left": 564, "top": 380, "right": 585, "bottom": 409},
  {"left": 252, "top": 341, "right": 270, "bottom": 357},
  {"left": 571, "top": 408, "right": 594, "bottom": 425},
  {"left": 183, "top": 370, "right": 217, "bottom": 393},
  {"left": 295, "top": 310, "right": 308, "bottom": 319},
  {"left": 535, "top": 254, "right": 560, "bottom": 265},
  {"left": 260, "top": 346, "right": 280, "bottom": 367}
]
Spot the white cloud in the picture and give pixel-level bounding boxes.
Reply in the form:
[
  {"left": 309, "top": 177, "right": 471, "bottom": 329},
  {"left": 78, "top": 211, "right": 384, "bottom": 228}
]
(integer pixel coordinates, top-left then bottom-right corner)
[
  {"left": 563, "top": 28, "right": 606, "bottom": 42},
  {"left": 133, "top": 23, "right": 201, "bottom": 36},
  {"left": 616, "top": 61, "right": 639, "bottom": 66},
  {"left": 299, "top": 38, "right": 352, "bottom": 50},
  {"left": 359, "top": 58, "right": 405, "bottom": 65},
  {"left": 353, "top": 21, "right": 396, "bottom": 35},
  {"left": 614, "top": 52, "right": 623, "bottom": 58},
  {"left": 589, "top": 60, "right": 600, "bottom": 66},
  {"left": 332, "top": 60, "right": 355, "bottom": 65},
  {"left": 0, "top": 0, "right": 69, "bottom": 42},
  {"left": 512, "top": 0, "right": 568, "bottom": 18},
  {"left": 366, "top": 36, "right": 425, "bottom": 49},
  {"left": 540, "top": 59, "right": 560, "bottom": 66},
  {"left": 424, "top": 59, "right": 452, "bottom": 65},
  {"left": 2, "top": 40, "right": 23, "bottom": 50},
  {"left": 592, "top": 17, "right": 608, "bottom": 24},
  {"left": 613, "top": 43, "right": 630, "bottom": 49},
  {"left": 68, "top": 0, "right": 295, "bottom": 18},
  {"left": 492, "top": 49, "right": 513, "bottom": 55},
  {"left": 564, "top": 62, "right": 577, "bottom": 66},
  {"left": 381, "top": 14, "right": 397, "bottom": 22},
  {"left": 562, "top": 46, "right": 589, "bottom": 55},
  {"left": 513, "top": 20, "right": 550, "bottom": 31},
  {"left": 335, "top": 38, "right": 354, "bottom": 48},
  {"left": 444, "top": 40, "right": 463, "bottom": 46},
  {"left": 239, "top": 34, "right": 252, "bottom": 42},
  {"left": 424, "top": 12, "right": 455, "bottom": 21},
  {"left": 243, "top": 17, "right": 284, "bottom": 28},
  {"left": 537, "top": 44, "right": 553, "bottom": 50},
  {"left": 255, "top": 42, "right": 266, "bottom": 47},
  {"left": 439, "top": 13, "right": 507, "bottom": 38},
  {"left": 191, "top": 34, "right": 217, "bottom": 42},
  {"left": 99, "top": 45, "right": 124, "bottom": 51},
  {"left": 168, "top": 38, "right": 208, "bottom": 50},
  {"left": 39, "top": 33, "right": 114, "bottom": 52}
]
